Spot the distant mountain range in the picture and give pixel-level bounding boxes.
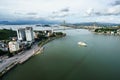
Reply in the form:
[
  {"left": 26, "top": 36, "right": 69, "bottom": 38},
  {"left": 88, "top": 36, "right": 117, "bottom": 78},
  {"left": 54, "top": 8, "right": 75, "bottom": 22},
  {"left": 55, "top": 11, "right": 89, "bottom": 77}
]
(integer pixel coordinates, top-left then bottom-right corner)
[
  {"left": 72, "top": 22, "right": 120, "bottom": 27},
  {"left": 0, "top": 21, "right": 120, "bottom": 27},
  {"left": 0, "top": 20, "right": 60, "bottom": 25}
]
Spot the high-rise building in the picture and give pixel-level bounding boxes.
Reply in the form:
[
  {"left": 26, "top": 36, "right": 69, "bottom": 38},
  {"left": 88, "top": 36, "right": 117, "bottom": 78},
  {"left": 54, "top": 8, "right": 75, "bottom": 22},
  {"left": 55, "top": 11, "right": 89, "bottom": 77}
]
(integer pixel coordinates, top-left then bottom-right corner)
[
  {"left": 25, "top": 27, "right": 34, "bottom": 42},
  {"left": 17, "top": 28, "right": 26, "bottom": 41}
]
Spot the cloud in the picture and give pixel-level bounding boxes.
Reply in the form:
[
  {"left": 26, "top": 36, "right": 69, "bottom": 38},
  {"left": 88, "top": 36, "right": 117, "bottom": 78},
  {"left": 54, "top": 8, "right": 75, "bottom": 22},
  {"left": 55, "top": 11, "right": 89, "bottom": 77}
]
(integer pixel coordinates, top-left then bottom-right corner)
[
  {"left": 50, "top": 7, "right": 70, "bottom": 20},
  {"left": 0, "top": 10, "right": 16, "bottom": 21},
  {"left": 14, "top": 12, "right": 38, "bottom": 15},
  {"left": 14, "top": 12, "right": 23, "bottom": 15},
  {"left": 26, "top": 12, "right": 38, "bottom": 15},
  {"left": 85, "top": 6, "right": 120, "bottom": 17},
  {"left": 52, "top": 7, "right": 70, "bottom": 14},
  {"left": 95, "top": 16, "right": 120, "bottom": 23},
  {"left": 111, "top": 0, "right": 120, "bottom": 6},
  {"left": 0, "top": 0, "right": 120, "bottom": 23},
  {"left": 51, "top": 13, "right": 69, "bottom": 19},
  {"left": 60, "top": 7, "right": 69, "bottom": 12},
  {"left": 85, "top": 8, "right": 94, "bottom": 16},
  {"left": 107, "top": 6, "right": 120, "bottom": 15}
]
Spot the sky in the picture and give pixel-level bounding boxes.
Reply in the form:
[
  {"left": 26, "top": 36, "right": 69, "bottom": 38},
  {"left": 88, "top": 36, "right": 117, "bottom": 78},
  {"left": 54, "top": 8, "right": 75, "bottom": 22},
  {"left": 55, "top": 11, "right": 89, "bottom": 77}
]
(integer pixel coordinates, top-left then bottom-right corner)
[{"left": 0, "top": 0, "right": 120, "bottom": 23}]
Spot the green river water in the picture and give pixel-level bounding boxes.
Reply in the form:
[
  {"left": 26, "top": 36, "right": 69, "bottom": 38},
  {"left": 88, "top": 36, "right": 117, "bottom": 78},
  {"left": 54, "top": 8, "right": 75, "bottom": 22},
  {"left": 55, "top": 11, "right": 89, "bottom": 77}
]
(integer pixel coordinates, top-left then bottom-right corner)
[{"left": 2, "top": 29, "right": 120, "bottom": 80}]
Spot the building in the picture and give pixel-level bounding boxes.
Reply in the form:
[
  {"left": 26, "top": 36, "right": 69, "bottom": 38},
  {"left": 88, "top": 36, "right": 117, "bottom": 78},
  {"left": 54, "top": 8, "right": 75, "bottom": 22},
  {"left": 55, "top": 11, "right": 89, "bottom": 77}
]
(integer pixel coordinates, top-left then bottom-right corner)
[
  {"left": 34, "top": 32, "right": 40, "bottom": 39},
  {"left": 17, "top": 28, "right": 26, "bottom": 41},
  {"left": 117, "top": 29, "right": 120, "bottom": 35},
  {"left": 44, "top": 30, "right": 53, "bottom": 37},
  {"left": 0, "top": 42, "right": 8, "bottom": 52},
  {"left": 47, "top": 31, "right": 53, "bottom": 37},
  {"left": 25, "top": 27, "right": 34, "bottom": 42},
  {"left": 8, "top": 41, "right": 20, "bottom": 53}
]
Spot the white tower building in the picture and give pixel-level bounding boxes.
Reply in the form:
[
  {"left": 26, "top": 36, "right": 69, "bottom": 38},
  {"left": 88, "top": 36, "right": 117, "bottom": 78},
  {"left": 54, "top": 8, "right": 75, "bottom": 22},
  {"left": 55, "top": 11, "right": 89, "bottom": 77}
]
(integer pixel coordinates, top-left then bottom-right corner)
[
  {"left": 25, "top": 27, "right": 34, "bottom": 42},
  {"left": 17, "top": 28, "right": 26, "bottom": 41}
]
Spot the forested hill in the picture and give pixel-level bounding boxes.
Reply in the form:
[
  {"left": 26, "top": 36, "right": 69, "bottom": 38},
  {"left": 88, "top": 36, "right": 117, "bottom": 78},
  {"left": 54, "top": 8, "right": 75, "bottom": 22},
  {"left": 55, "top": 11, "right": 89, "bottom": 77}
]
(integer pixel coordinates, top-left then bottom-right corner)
[{"left": 0, "top": 29, "right": 17, "bottom": 40}]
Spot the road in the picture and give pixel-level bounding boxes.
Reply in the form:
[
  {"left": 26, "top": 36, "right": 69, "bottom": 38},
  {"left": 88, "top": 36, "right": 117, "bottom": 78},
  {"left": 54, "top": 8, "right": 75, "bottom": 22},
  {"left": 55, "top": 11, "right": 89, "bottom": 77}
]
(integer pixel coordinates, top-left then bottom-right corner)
[{"left": 0, "top": 43, "right": 41, "bottom": 73}]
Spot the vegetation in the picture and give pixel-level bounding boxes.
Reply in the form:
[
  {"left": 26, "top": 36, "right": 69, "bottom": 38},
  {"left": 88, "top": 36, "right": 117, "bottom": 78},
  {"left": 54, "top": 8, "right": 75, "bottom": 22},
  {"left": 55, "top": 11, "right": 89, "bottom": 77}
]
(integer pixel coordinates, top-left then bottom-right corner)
[
  {"left": 94, "top": 28, "right": 117, "bottom": 33},
  {"left": 118, "top": 25, "right": 120, "bottom": 29},
  {"left": 0, "top": 50, "right": 9, "bottom": 56},
  {"left": 38, "top": 32, "right": 66, "bottom": 47},
  {"left": 0, "top": 29, "right": 17, "bottom": 40},
  {"left": 0, "top": 29, "right": 16, "bottom": 56},
  {"left": 54, "top": 32, "right": 64, "bottom": 36}
]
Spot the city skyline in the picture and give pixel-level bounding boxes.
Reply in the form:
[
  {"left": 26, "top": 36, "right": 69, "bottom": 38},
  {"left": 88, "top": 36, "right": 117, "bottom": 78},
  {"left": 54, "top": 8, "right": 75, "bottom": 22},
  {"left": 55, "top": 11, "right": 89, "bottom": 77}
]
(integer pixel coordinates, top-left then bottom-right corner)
[{"left": 0, "top": 0, "right": 120, "bottom": 23}]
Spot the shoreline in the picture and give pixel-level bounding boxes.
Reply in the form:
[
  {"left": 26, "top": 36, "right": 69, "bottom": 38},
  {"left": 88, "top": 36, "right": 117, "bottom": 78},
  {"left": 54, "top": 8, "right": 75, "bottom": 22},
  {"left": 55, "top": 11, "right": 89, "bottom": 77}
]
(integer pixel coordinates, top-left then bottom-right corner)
[
  {"left": 0, "top": 33, "right": 66, "bottom": 78},
  {"left": 92, "top": 31, "right": 120, "bottom": 36},
  {"left": 0, "top": 44, "right": 42, "bottom": 77},
  {"left": 38, "top": 34, "right": 66, "bottom": 47}
]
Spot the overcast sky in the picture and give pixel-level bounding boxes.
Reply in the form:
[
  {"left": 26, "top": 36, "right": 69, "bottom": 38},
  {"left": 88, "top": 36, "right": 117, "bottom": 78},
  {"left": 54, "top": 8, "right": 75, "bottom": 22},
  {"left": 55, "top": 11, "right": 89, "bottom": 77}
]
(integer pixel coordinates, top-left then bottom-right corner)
[{"left": 0, "top": 0, "right": 120, "bottom": 23}]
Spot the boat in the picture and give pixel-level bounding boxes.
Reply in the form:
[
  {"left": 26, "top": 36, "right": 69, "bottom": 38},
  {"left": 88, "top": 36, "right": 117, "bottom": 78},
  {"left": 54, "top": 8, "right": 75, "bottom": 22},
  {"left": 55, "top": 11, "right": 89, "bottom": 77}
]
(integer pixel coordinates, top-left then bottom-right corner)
[{"left": 78, "top": 42, "right": 87, "bottom": 46}]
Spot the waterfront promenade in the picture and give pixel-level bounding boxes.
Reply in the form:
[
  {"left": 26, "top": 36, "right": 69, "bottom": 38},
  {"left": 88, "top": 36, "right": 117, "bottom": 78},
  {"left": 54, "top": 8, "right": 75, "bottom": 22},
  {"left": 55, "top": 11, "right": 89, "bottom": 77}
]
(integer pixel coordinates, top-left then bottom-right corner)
[{"left": 0, "top": 43, "right": 42, "bottom": 77}]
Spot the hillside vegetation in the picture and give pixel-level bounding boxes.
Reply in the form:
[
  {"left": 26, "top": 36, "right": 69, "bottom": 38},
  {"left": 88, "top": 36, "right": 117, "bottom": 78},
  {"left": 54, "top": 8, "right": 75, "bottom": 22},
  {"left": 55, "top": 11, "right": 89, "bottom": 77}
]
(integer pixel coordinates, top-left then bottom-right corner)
[{"left": 0, "top": 29, "right": 17, "bottom": 40}]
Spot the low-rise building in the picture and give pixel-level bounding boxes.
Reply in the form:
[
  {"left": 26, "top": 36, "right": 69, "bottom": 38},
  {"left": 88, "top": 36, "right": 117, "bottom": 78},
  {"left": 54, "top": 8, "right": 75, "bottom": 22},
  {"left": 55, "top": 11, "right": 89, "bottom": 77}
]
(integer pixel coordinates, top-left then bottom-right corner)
[
  {"left": 44, "top": 30, "right": 53, "bottom": 37},
  {"left": 47, "top": 32, "right": 53, "bottom": 37},
  {"left": 34, "top": 32, "right": 39, "bottom": 39},
  {"left": 8, "top": 41, "right": 20, "bottom": 53},
  {"left": 111, "top": 31, "right": 115, "bottom": 35},
  {"left": 0, "top": 42, "right": 8, "bottom": 52},
  {"left": 117, "top": 29, "right": 120, "bottom": 35}
]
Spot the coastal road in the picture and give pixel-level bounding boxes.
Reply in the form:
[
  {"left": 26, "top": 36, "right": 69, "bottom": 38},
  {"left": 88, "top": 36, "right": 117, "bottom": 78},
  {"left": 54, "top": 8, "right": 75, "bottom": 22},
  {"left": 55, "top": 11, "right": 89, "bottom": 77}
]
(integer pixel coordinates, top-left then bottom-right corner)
[{"left": 0, "top": 43, "right": 41, "bottom": 73}]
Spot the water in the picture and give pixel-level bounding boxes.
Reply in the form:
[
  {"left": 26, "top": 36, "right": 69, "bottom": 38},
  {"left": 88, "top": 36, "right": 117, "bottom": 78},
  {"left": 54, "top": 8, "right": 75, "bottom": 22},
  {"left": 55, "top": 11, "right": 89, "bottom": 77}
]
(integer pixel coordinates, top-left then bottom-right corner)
[{"left": 2, "top": 29, "right": 120, "bottom": 80}]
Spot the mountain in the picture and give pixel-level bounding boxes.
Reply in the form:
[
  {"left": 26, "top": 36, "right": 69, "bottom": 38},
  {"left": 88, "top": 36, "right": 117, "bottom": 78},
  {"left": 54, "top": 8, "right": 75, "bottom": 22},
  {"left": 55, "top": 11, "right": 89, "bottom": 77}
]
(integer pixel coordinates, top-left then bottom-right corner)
[
  {"left": 0, "top": 20, "right": 60, "bottom": 25},
  {"left": 0, "top": 21, "right": 120, "bottom": 27},
  {"left": 0, "top": 21, "right": 10, "bottom": 24},
  {"left": 72, "top": 22, "right": 120, "bottom": 27}
]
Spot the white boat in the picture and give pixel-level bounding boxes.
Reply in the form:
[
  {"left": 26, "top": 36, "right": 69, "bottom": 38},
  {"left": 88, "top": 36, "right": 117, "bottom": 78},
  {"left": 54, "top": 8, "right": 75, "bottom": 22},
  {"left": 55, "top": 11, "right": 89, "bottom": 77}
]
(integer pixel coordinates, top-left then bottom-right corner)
[{"left": 78, "top": 42, "right": 87, "bottom": 46}]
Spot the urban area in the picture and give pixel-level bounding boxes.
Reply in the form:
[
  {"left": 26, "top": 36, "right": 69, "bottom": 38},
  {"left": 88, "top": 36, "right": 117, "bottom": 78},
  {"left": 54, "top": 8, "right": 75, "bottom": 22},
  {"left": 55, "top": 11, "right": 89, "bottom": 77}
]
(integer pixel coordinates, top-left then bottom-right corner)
[
  {"left": 0, "top": 23, "right": 120, "bottom": 78},
  {"left": 0, "top": 25, "right": 66, "bottom": 77}
]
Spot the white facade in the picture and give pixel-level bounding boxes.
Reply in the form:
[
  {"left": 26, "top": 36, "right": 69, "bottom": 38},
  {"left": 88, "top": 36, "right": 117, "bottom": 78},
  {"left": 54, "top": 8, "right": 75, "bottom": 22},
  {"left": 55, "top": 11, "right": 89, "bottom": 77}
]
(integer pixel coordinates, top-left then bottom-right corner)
[
  {"left": 47, "top": 32, "right": 52, "bottom": 37},
  {"left": 8, "top": 41, "right": 20, "bottom": 53},
  {"left": 17, "top": 28, "right": 26, "bottom": 41},
  {"left": 34, "top": 32, "right": 39, "bottom": 39},
  {"left": 25, "top": 27, "right": 34, "bottom": 42},
  {"left": 117, "top": 29, "right": 120, "bottom": 35}
]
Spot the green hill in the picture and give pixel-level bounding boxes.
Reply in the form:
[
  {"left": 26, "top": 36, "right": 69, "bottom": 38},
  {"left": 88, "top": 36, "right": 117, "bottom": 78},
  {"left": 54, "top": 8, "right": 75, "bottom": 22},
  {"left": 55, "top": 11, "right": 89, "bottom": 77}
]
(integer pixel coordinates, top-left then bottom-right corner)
[{"left": 0, "top": 29, "right": 17, "bottom": 40}]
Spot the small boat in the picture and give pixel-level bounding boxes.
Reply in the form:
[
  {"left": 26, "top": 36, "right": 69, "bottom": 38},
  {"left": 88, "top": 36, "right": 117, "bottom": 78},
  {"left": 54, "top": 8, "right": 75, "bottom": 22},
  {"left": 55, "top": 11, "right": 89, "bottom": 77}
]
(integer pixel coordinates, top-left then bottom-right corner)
[{"left": 78, "top": 42, "right": 87, "bottom": 46}]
